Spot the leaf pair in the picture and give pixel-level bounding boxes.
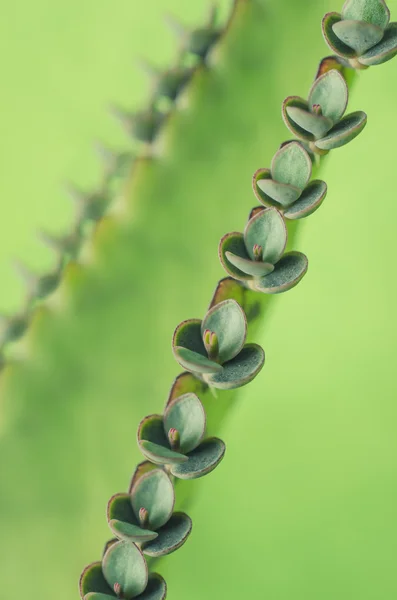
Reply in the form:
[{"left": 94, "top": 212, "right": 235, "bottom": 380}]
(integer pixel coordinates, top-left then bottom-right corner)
[
  {"left": 219, "top": 207, "right": 308, "bottom": 294},
  {"left": 283, "top": 69, "right": 367, "bottom": 152},
  {"left": 172, "top": 299, "right": 265, "bottom": 390},
  {"left": 107, "top": 465, "right": 191, "bottom": 557},
  {"left": 138, "top": 392, "right": 225, "bottom": 479},
  {"left": 80, "top": 543, "right": 166, "bottom": 600},
  {"left": 253, "top": 142, "right": 327, "bottom": 219},
  {"left": 323, "top": 0, "right": 397, "bottom": 66}
]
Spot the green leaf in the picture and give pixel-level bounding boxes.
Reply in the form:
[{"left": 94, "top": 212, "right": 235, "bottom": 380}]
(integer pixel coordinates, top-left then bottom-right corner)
[
  {"left": 271, "top": 141, "right": 312, "bottom": 189},
  {"left": 315, "top": 111, "right": 367, "bottom": 150},
  {"left": 164, "top": 392, "right": 206, "bottom": 454},
  {"left": 225, "top": 252, "right": 275, "bottom": 278},
  {"left": 285, "top": 106, "right": 334, "bottom": 139},
  {"left": 284, "top": 180, "right": 327, "bottom": 220},
  {"left": 254, "top": 252, "right": 308, "bottom": 294},
  {"left": 342, "top": 0, "right": 390, "bottom": 29},
  {"left": 322, "top": 12, "right": 358, "bottom": 58},
  {"left": 138, "top": 440, "right": 188, "bottom": 465},
  {"left": 359, "top": 22, "right": 397, "bottom": 65},
  {"left": 282, "top": 97, "right": 315, "bottom": 141},
  {"left": 80, "top": 562, "right": 113, "bottom": 599},
  {"left": 103, "top": 539, "right": 118, "bottom": 558},
  {"left": 219, "top": 232, "right": 254, "bottom": 281},
  {"left": 85, "top": 593, "right": 115, "bottom": 600},
  {"left": 130, "top": 469, "right": 175, "bottom": 531},
  {"left": 257, "top": 179, "right": 302, "bottom": 207},
  {"left": 128, "top": 462, "right": 160, "bottom": 494},
  {"left": 170, "top": 437, "right": 226, "bottom": 479},
  {"left": 333, "top": 20, "right": 384, "bottom": 55},
  {"left": 201, "top": 299, "right": 247, "bottom": 364},
  {"left": 138, "top": 574, "right": 167, "bottom": 600},
  {"left": 206, "top": 344, "right": 265, "bottom": 390},
  {"left": 107, "top": 494, "right": 158, "bottom": 543},
  {"left": 252, "top": 168, "right": 275, "bottom": 207},
  {"left": 244, "top": 207, "right": 287, "bottom": 265},
  {"left": 308, "top": 69, "right": 348, "bottom": 123},
  {"left": 137, "top": 415, "right": 168, "bottom": 450},
  {"left": 102, "top": 541, "right": 148, "bottom": 600},
  {"left": 173, "top": 346, "right": 223, "bottom": 374},
  {"left": 172, "top": 319, "right": 206, "bottom": 357},
  {"left": 142, "top": 512, "right": 192, "bottom": 557}
]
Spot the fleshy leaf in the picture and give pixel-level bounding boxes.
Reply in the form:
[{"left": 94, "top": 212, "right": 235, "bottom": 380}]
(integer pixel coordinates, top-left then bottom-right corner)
[
  {"left": 85, "top": 594, "right": 115, "bottom": 600},
  {"left": 285, "top": 106, "right": 334, "bottom": 139},
  {"left": 308, "top": 69, "right": 348, "bottom": 123},
  {"left": 201, "top": 299, "right": 247, "bottom": 364},
  {"left": 128, "top": 462, "right": 159, "bottom": 494},
  {"left": 173, "top": 346, "right": 223, "bottom": 374},
  {"left": 333, "top": 20, "right": 384, "bottom": 55},
  {"left": 282, "top": 97, "right": 316, "bottom": 140},
  {"left": 206, "top": 344, "right": 265, "bottom": 390},
  {"left": 284, "top": 180, "right": 327, "bottom": 220},
  {"left": 359, "top": 22, "right": 397, "bottom": 65},
  {"left": 167, "top": 371, "right": 206, "bottom": 406},
  {"left": 137, "top": 415, "right": 168, "bottom": 449},
  {"left": 164, "top": 393, "right": 206, "bottom": 454},
  {"left": 271, "top": 141, "right": 312, "bottom": 189},
  {"left": 218, "top": 232, "right": 254, "bottom": 281},
  {"left": 109, "top": 520, "right": 158, "bottom": 543},
  {"left": 342, "top": 0, "right": 390, "bottom": 29},
  {"left": 130, "top": 469, "right": 174, "bottom": 531},
  {"left": 257, "top": 179, "right": 302, "bottom": 207},
  {"left": 80, "top": 562, "right": 113, "bottom": 599},
  {"left": 138, "top": 574, "right": 167, "bottom": 600},
  {"left": 103, "top": 539, "right": 118, "bottom": 558},
  {"left": 170, "top": 437, "right": 226, "bottom": 479},
  {"left": 244, "top": 207, "right": 287, "bottom": 265},
  {"left": 142, "top": 513, "right": 192, "bottom": 557},
  {"left": 254, "top": 251, "right": 308, "bottom": 294},
  {"left": 225, "top": 252, "right": 275, "bottom": 278},
  {"left": 315, "top": 110, "right": 367, "bottom": 150},
  {"left": 209, "top": 277, "right": 246, "bottom": 310},
  {"left": 138, "top": 440, "right": 188, "bottom": 465},
  {"left": 107, "top": 494, "right": 157, "bottom": 543},
  {"left": 172, "top": 319, "right": 206, "bottom": 356},
  {"left": 102, "top": 541, "right": 148, "bottom": 600},
  {"left": 322, "top": 12, "right": 358, "bottom": 58}
]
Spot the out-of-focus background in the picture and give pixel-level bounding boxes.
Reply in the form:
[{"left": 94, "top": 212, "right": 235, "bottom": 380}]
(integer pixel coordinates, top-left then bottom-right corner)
[{"left": 0, "top": 1, "right": 396, "bottom": 599}]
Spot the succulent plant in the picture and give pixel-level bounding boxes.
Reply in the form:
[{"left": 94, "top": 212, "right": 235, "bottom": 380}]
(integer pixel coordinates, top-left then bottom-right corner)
[
  {"left": 137, "top": 392, "right": 225, "bottom": 479},
  {"left": 107, "top": 464, "right": 192, "bottom": 557},
  {"left": 323, "top": 0, "right": 397, "bottom": 67},
  {"left": 252, "top": 141, "right": 327, "bottom": 219},
  {"left": 79, "top": 542, "right": 166, "bottom": 600},
  {"left": 172, "top": 299, "right": 265, "bottom": 390},
  {"left": 219, "top": 207, "right": 308, "bottom": 294},
  {"left": 282, "top": 68, "right": 367, "bottom": 154}
]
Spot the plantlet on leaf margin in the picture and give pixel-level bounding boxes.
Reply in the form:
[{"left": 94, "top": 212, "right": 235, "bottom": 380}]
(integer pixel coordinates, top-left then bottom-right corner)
[
  {"left": 219, "top": 207, "right": 308, "bottom": 293},
  {"left": 323, "top": 0, "right": 397, "bottom": 67}
]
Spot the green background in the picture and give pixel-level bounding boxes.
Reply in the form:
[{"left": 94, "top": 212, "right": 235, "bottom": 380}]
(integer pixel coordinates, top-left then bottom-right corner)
[{"left": 0, "top": 1, "right": 396, "bottom": 599}]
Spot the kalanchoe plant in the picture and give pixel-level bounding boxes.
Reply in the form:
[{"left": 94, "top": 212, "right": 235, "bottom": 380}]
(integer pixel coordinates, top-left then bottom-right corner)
[
  {"left": 172, "top": 299, "right": 265, "bottom": 390},
  {"left": 252, "top": 141, "right": 327, "bottom": 219},
  {"left": 219, "top": 207, "right": 308, "bottom": 293},
  {"left": 283, "top": 68, "right": 367, "bottom": 154},
  {"left": 323, "top": 0, "right": 397, "bottom": 67},
  {"left": 79, "top": 541, "right": 166, "bottom": 600},
  {"left": 107, "top": 465, "right": 192, "bottom": 557},
  {"left": 137, "top": 392, "right": 226, "bottom": 479}
]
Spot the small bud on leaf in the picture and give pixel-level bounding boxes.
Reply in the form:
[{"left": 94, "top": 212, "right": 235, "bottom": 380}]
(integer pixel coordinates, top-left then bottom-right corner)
[
  {"left": 312, "top": 104, "right": 323, "bottom": 116},
  {"left": 253, "top": 244, "right": 263, "bottom": 261},
  {"left": 114, "top": 583, "right": 123, "bottom": 598},
  {"left": 138, "top": 507, "right": 149, "bottom": 529},
  {"left": 168, "top": 427, "right": 181, "bottom": 451},
  {"left": 203, "top": 329, "right": 220, "bottom": 361}
]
